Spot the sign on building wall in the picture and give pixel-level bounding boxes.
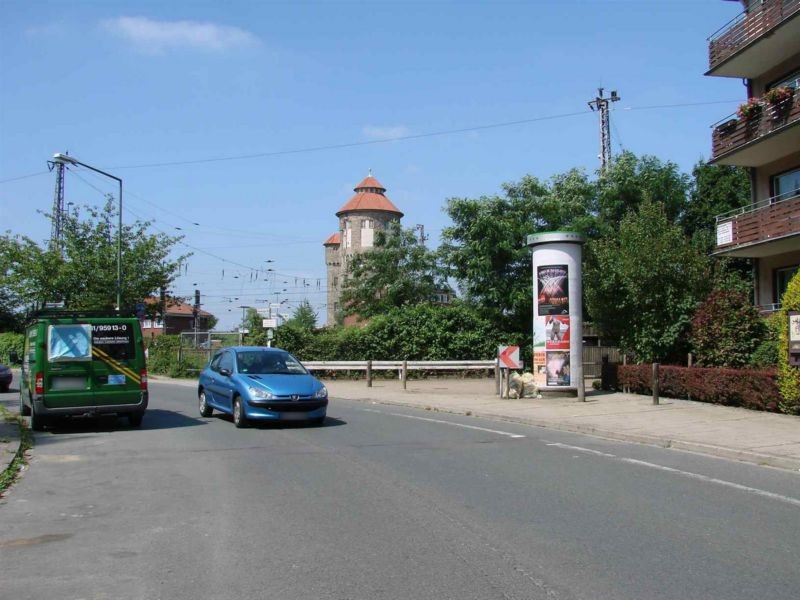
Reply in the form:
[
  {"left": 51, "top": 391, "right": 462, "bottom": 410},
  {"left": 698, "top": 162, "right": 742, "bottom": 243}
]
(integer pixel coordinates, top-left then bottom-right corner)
[{"left": 716, "top": 221, "right": 733, "bottom": 246}]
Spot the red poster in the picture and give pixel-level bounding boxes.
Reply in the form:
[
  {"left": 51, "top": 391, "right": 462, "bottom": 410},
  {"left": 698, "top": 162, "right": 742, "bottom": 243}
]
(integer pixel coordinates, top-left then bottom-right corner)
[{"left": 545, "top": 315, "right": 570, "bottom": 350}]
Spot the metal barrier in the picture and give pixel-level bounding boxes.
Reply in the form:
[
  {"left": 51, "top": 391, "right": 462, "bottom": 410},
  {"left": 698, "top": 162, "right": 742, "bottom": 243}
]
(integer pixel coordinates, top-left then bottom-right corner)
[{"left": 303, "top": 360, "right": 500, "bottom": 390}]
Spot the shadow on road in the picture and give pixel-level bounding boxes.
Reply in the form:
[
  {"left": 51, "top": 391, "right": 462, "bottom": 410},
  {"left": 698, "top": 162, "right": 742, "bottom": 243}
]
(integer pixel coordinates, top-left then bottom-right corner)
[
  {"left": 213, "top": 414, "right": 347, "bottom": 430},
  {"left": 33, "top": 408, "right": 207, "bottom": 438}
]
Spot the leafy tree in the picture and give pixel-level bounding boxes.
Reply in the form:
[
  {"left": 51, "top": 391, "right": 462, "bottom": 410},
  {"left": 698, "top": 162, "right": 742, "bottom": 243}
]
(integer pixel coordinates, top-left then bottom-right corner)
[
  {"left": 440, "top": 172, "right": 598, "bottom": 334},
  {"left": 287, "top": 300, "right": 317, "bottom": 330},
  {"left": 340, "top": 222, "right": 447, "bottom": 318},
  {"left": 683, "top": 161, "right": 751, "bottom": 241},
  {"left": 689, "top": 286, "right": 765, "bottom": 368},
  {"left": 596, "top": 151, "right": 689, "bottom": 233},
  {"left": 584, "top": 199, "right": 712, "bottom": 363},
  {"left": 0, "top": 199, "right": 188, "bottom": 314}
]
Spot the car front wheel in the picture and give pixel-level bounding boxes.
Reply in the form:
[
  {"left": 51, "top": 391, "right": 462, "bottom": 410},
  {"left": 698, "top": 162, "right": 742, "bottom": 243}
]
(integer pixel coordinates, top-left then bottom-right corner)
[
  {"left": 233, "top": 397, "right": 247, "bottom": 429},
  {"left": 199, "top": 390, "right": 213, "bottom": 417}
]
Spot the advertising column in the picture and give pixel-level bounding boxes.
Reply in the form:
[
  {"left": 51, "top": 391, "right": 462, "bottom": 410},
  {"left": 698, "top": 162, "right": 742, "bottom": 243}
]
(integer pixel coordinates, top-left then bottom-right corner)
[{"left": 527, "top": 232, "right": 585, "bottom": 398}]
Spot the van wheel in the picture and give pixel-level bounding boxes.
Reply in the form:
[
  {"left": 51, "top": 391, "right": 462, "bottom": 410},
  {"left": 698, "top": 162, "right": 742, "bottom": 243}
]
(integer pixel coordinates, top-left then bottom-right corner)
[
  {"left": 233, "top": 397, "right": 247, "bottom": 429},
  {"left": 199, "top": 390, "right": 213, "bottom": 417},
  {"left": 30, "top": 403, "right": 46, "bottom": 432},
  {"left": 128, "top": 412, "right": 144, "bottom": 428}
]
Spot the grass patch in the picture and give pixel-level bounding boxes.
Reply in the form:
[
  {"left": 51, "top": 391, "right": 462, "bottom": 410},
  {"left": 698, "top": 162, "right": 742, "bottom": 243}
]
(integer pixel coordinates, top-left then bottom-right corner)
[{"left": 0, "top": 406, "right": 33, "bottom": 496}]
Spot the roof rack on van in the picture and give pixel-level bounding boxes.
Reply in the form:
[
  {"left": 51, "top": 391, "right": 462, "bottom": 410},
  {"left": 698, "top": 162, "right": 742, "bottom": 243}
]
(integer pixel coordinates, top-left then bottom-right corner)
[{"left": 29, "top": 308, "right": 136, "bottom": 320}]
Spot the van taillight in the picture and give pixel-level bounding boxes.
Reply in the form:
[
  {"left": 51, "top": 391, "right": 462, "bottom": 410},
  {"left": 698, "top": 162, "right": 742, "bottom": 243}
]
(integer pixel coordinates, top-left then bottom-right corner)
[
  {"left": 35, "top": 372, "right": 44, "bottom": 395},
  {"left": 140, "top": 368, "right": 148, "bottom": 391}
]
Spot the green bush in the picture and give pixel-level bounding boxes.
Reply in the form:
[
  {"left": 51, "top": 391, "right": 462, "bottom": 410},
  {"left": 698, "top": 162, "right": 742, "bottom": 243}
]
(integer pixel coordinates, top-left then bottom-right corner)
[
  {"left": 749, "top": 312, "right": 781, "bottom": 368},
  {"left": 690, "top": 287, "right": 764, "bottom": 368},
  {"left": 777, "top": 273, "right": 800, "bottom": 415},
  {"left": 268, "top": 303, "right": 514, "bottom": 364},
  {"left": 0, "top": 332, "right": 24, "bottom": 364},
  {"left": 146, "top": 335, "right": 181, "bottom": 375}
]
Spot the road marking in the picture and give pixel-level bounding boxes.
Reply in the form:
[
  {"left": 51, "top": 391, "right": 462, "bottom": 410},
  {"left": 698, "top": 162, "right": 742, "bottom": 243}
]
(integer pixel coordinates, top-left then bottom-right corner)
[
  {"left": 388, "top": 413, "right": 525, "bottom": 438},
  {"left": 543, "top": 440, "right": 800, "bottom": 508},
  {"left": 618, "top": 458, "right": 800, "bottom": 508},
  {"left": 545, "top": 442, "right": 616, "bottom": 458}
]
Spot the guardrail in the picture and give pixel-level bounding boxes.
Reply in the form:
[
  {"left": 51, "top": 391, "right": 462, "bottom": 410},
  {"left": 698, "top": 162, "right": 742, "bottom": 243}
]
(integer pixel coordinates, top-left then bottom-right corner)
[{"left": 304, "top": 359, "right": 501, "bottom": 392}]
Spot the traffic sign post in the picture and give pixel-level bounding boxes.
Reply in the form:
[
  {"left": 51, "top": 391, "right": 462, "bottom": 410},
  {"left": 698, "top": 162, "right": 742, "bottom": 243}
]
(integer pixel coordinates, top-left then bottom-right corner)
[
  {"left": 498, "top": 345, "right": 521, "bottom": 369},
  {"left": 498, "top": 345, "right": 522, "bottom": 398}
]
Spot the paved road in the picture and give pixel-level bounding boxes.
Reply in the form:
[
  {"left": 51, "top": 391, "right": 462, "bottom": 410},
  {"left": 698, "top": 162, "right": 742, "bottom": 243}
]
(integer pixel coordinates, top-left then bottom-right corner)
[{"left": 1, "top": 381, "right": 799, "bottom": 600}]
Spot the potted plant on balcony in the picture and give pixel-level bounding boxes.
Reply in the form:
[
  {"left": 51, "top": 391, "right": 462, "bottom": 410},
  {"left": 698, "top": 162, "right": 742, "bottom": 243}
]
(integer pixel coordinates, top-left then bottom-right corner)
[
  {"left": 764, "top": 86, "right": 793, "bottom": 105},
  {"left": 765, "top": 86, "right": 794, "bottom": 121},
  {"left": 737, "top": 97, "right": 762, "bottom": 121}
]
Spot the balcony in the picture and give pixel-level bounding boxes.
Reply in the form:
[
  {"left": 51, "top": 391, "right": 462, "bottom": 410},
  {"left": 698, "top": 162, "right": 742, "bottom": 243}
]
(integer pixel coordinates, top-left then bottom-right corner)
[
  {"left": 714, "top": 193, "right": 800, "bottom": 258},
  {"left": 711, "top": 91, "right": 800, "bottom": 166},
  {"left": 707, "top": 0, "right": 800, "bottom": 78}
]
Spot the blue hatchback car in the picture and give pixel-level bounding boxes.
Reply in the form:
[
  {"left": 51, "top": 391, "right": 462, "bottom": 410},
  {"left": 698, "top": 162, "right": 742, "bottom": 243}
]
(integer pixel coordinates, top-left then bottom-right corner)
[{"left": 198, "top": 347, "right": 328, "bottom": 428}]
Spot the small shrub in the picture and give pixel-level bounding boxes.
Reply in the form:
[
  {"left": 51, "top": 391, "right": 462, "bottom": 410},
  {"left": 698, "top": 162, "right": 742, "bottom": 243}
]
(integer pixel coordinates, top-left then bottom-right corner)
[
  {"left": 777, "top": 273, "right": 800, "bottom": 415},
  {"left": 690, "top": 287, "right": 764, "bottom": 368}
]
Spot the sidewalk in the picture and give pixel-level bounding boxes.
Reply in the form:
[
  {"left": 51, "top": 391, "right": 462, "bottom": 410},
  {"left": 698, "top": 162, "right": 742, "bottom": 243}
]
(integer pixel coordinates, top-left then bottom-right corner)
[
  {"left": 0, "top": 381, "right": 24, "bottom": 489},
  {"left": 324, "top": 378, "right": 800, "bottom": 472}
]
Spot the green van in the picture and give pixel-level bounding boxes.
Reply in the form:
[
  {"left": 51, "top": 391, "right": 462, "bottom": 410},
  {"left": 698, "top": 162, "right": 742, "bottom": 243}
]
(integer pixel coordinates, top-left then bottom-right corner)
[{"left": 19, "top": 311, "right": 149, "bottom": 430}]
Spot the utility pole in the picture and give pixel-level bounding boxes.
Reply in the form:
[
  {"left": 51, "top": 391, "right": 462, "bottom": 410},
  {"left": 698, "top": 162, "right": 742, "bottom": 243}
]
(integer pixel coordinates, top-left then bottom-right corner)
[
  {"left": 47, "top": 156, "right": 67, "bottom": 255},
  {"left": 587, "top": 88, "right": 621, "bottom": 171}
]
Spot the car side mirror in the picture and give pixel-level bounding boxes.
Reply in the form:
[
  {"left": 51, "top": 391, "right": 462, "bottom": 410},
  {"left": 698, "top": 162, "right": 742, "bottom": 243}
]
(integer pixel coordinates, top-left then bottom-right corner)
[{"left": 219, "top": 368, "right": 232, "bottom": 377}]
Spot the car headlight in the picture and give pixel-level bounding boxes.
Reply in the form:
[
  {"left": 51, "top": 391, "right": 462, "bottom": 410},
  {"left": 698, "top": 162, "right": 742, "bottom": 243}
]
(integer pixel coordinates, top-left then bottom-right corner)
[
  {"left": 248, "top": 387, "right": 275, "bottom": 400},
  {"left": 313, "top": 386, "right": 328, "bottom": 399}
]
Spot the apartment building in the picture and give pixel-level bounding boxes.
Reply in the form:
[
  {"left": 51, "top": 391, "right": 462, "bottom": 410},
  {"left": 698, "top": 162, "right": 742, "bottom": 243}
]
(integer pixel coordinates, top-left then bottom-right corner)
[{"left": 708, "top": 0, "right": 800, "bottom": 310}]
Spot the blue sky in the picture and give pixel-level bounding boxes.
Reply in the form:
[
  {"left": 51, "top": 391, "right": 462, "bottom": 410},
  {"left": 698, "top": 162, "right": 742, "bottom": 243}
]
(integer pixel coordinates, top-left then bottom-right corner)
[{"left": 1, "top": 0, "right": 745, "bottom": 329}]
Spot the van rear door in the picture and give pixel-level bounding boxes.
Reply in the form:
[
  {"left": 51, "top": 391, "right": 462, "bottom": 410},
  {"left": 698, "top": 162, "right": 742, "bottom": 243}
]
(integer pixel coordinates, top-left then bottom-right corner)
[{"left": 89, "top": 321, "right": 143, "bottom": 406}]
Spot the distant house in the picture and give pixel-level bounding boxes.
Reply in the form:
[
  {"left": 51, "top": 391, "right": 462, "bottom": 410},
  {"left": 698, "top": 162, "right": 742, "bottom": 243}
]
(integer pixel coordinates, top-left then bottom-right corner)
[{"left": 140, "top": 298, "right": 215, "bottom": 338}]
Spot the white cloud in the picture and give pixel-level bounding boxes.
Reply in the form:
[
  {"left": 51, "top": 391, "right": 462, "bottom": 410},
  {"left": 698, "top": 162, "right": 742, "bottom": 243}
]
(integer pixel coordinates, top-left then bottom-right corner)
[
  {"left": 24, "top": 23, "right": 67, "bottom": 37},
  {"left": 362, "top": 125, "right": 411, "bottom": 140},
  {"left": 100, "top": 16, "right": 261, "bottom": 54}
]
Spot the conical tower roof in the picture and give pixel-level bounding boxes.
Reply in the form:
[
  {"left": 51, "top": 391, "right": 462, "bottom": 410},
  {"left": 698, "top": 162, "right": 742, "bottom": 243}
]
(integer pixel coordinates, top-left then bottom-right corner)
[{"left": 336, "top": 173, "right": 403, "bottom": 217}]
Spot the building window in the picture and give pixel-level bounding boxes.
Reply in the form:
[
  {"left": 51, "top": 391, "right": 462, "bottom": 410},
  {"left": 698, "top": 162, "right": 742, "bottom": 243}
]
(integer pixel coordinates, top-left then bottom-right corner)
[
  {"left": 772, "top": 167, "right": 800, "bottom": 202},
  {"left": 361, "top": 218, "right": 374, "bottom": 248},
  {"left": 333, "top": 276, "right": 338, "bottom": 287},
  {"left": 775, "top": 265, "right": 799, "bottom": 304}
]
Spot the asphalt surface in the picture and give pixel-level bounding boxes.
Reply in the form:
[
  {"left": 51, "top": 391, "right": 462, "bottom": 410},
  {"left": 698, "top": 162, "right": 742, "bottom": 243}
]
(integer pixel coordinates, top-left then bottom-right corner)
[{"left": 1, "top": 380, "right": 799, "bottom": 600}]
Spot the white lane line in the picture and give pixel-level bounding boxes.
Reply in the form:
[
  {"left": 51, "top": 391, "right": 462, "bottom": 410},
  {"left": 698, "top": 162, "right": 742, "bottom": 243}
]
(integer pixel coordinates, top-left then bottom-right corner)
[
  {"left": 543, "top": 440, "right": 800, "bottom": 508},
  {"left": 545, "top": 442, "right": 616, "bottom": 458},
  {"left": 618, "top": 458, "right": 800, "bottom": 508},
  {"left": 387, "top": 413, "right": 525, "bottom": 438}
]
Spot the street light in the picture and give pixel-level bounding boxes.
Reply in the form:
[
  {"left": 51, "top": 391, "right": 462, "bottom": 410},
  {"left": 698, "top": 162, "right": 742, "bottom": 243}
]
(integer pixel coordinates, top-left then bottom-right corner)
[{"left": 53, "top": 153, "right": 123, "bottom": 311}]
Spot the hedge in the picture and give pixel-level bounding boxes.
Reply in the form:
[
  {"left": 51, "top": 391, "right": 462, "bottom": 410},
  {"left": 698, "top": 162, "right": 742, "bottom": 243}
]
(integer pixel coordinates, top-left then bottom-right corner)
[
  {"left": 0, "top": 333, "right": 24, "bottom": 364},
  {"left": 617, "top": 364, "right": 781, "bottom": 412}
]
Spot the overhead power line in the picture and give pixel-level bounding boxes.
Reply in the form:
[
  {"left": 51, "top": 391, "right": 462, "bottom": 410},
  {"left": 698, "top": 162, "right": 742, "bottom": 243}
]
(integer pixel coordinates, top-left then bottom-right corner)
[{"left": 0, "top": 99, "right": 740, "bottom": 183}]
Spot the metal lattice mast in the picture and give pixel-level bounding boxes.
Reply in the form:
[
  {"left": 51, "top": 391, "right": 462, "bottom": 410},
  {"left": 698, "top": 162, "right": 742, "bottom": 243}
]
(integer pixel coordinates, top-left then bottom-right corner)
[
  {"left": 588, "top": 88, "right": 621, "bottom": 171},
  {"left": 48, "top": 157, "right": 67, "bottom": 254}
]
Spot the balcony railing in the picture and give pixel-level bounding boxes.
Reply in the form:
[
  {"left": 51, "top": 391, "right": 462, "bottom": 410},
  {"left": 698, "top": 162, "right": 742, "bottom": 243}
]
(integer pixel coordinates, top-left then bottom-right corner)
[
  {"left": 716, "top": 193, "right": 800, "bottom": 250},
  {"left": 711, "top": 90, "right": 800, "bottom": 161},
  {"left": 708, "top": 0, "right": 800, "bottom": 71}
]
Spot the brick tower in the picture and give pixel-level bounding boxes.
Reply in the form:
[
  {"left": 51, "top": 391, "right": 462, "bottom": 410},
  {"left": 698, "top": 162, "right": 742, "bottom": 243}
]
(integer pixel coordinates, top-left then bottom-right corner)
[{"left": 324, "top": 173, "right": 403, "bottom": 325}]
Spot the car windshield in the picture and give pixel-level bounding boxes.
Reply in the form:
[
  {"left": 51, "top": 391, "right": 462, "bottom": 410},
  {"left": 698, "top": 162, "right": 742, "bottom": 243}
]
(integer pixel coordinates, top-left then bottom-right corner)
[{"left": 236, "top": 350, "right": 307, "bottom": 375}]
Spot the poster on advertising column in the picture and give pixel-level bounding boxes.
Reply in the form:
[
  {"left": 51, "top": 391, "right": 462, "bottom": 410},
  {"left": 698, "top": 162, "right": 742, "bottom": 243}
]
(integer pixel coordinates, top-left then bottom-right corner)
[
  {"left": 546, "top": 351, "right": 570, "bottom": 386},
  {"left": 537, "top": 265, "right": 569, "bottom": 315},
  {"left": 545, "top": 315, "right": 570, "bottom": 350}
]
